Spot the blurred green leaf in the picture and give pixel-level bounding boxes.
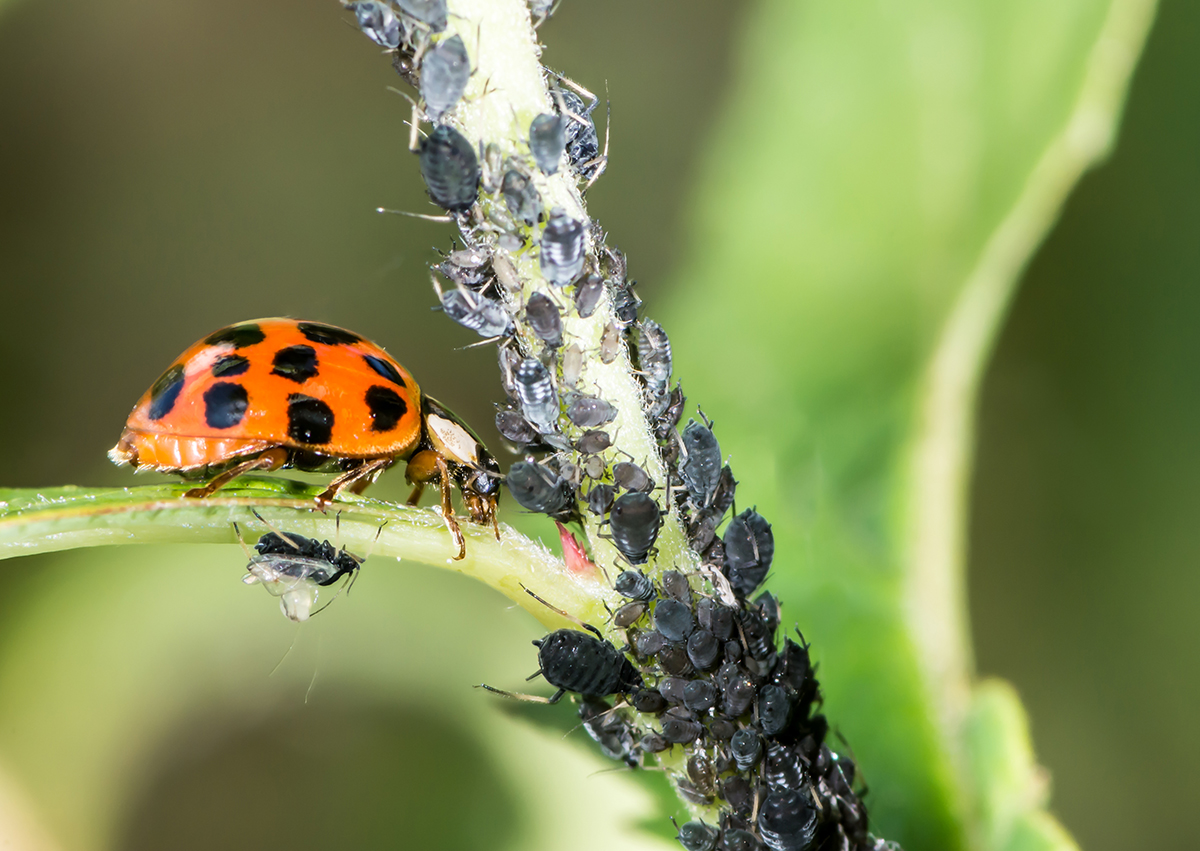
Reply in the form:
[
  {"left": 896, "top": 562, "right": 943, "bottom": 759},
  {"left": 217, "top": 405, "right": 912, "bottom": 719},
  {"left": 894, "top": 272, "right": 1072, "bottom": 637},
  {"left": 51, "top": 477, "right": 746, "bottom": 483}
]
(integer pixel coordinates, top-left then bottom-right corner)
[{"left": 664, "top": 0, "right": 1155, "bottom": 848}]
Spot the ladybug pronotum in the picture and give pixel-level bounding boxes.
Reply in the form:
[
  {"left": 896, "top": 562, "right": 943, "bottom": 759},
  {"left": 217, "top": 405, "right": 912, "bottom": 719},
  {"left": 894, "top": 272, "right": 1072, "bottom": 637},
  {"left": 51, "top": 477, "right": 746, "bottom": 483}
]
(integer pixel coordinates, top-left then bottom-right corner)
[{"left": 109, "top": 318, "right": 501, "bottom": 559}]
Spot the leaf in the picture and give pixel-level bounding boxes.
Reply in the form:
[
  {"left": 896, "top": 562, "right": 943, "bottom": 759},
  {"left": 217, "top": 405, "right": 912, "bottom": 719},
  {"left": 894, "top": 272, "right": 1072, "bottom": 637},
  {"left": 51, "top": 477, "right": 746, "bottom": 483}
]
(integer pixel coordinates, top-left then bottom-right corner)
[{"left": 662, "top": 0, "right": 1156, "bottom": 848}]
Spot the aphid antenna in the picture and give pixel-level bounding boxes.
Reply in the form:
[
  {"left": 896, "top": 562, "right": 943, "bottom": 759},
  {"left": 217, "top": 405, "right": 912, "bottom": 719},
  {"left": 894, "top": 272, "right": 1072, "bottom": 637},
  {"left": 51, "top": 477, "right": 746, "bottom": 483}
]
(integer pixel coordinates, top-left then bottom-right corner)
[
  {"left": 231, "top": 521, "right": 255, "bottom": 562},
  {"left": 583, "top": 85, "right": 612, "bottom": 190},
  {"left": 249, "top": 508, "right": 305, "bottom": 552},
  {"left": 474, "top": 683, "right": 561, "bottom": 704},
  {"left": 455, "top": 335, "right": 507, "bottom": 351},
  {"left": 694, "top": 406, "right": 715, "bottom": 430},
  {"left": 520, "top": 583, "right": 603, "bottom": 639},
  {"left": 750, "top": 782, "right": 763, "bottom": 830},
  {"left": 377, "top": 207, "right": 455, "bottom": 223}
]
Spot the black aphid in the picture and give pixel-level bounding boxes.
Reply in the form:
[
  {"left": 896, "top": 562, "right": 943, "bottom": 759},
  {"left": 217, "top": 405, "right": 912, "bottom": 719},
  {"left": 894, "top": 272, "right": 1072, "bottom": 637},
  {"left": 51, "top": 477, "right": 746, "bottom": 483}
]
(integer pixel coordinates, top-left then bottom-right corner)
[
  {"left": 636, "top": 319, "right": 672, "bottom": 413},
  {"left": 631, "top": 628, "right": 665, "bottom": 658},
  {"left": 529, "top": 113, "right": 566, "bottom": 174},
  {"left": 719, "top": 829, "right": 762, "bottom": 851},
  {"left": 586, "top": 482, "right": 616, "bottom": 516},
  {"left": 574, "top": 274, "right": 604, "bottom": 318},
  {"left": 654, "top": 384, "right": 687, "bottom": 443},
  {"left": 514, "top": 357, "right": 558, "bottom": 431},
  {"left": 501, "top": 168, "right": 542, "bottom": 226},
  {"left": 575, "top": 429, "right": 611, "bottom": 455},
  {"left": 676, "top": 820, "right": 719, "bottom": 851},
  {"left": 525, "top": 292, "right": 563, "bottom": 347},
  {"left": 660, "top": 707, "right": 703, "bottom": 745},
  {"left": 763, "top": 742, "right": 807, "bottom": 793},
  {"left": 495, "top": 410, "right": 539, "bottom": 446},
  {"left": 419, "top": 124, "right": 479, "bottom": 212},
  {"left": 608, "top": 492, "right": 661, "bottom": 564},
  {"left": 579, "top": 698, "right": 640, "bottom": 767},
  {"left": 757, "top": 791, "right": 818, "bottom": 851},
  {"left": 346, "top": 1, "right": 400, "bottom": 48},
  {"left": 614, "top": 568, "right": 654, "bottom": 600},
  {"left": 696, "top": 597, "right": 735, "bottom": 640},
  {"left": 686, "top": 628, "right": 720, "bottom": 670},
  {"left": 717, "top": 662, "right": 755, "bottom": 717},
  {"left": 437, "top": 287, "right": 511, "bottom": 338},
  {"left": 682, "top": 680, "right": 717, "bottom": 713},
  {"left": 612, "top": 460, "right": 654, "bottom": 493},
  {"left": 506, "top": 460, "right": 573, "bottom": 518},
  {"left": 397, "top": 0, "right": 447, "bottom": 30},
  {"left": 556, "top": 88, "right": 602, "bottom": 179},
  {"left": 757, "top": 684, "right": 796, "bottom": 738},
  {"left": 681, "top": 418, "right": 722, "bottom": 507},
  {"left": 730, "top": 729, "right": 763, "bottom": 771},
  {"left": 659, "top": 677, "right": 687, "bottom": 704},
  {"left": 610, "top": 278, "right": 641, "bottom": 326},
  {"left": 420, "top": 34, "right": 470, "bottom": 120},
  {"left": 632, "top": 688, "right": 666, "bottom": 714},
  {"left": 243, "top": 530, "right": 362, "bottom": 622},
  {"left": 723, "top": 508, "right": 775, "bottom": 598},
  {"left": 739, "top": 608, "right": 777, "bottom": 664},
  {"left": 540, "top": 209, "right": 586, "bottom": 287},
  {"left": 654, "top": 598, "right": 695, "bottom": 642},
  {"left": 659, "top": 643, "right": 694, "bottom": 676},
  {"left": 565, "top": 394, "right": 617, "bottom": 428},
  {"left": 662, "top": 570, "right": 690, "bottom": 601},
  {"left": 532, "top": 628, "right": 642, "bottom": 702}
]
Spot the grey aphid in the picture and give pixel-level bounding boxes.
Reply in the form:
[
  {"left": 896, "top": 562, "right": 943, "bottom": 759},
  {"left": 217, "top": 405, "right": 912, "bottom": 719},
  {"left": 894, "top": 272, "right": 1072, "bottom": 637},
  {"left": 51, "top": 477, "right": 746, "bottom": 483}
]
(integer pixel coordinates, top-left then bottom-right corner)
[
  {"left": 540, "top": 209, "right": 586, "bottom": 287},
  {"left": 557, "top": 88, "right": 601, "bottom": 179},
  {"left": 525, "top": 292, "right": 562, "bottom": 347},
  {"left": 347, "top": 1, "right": 401, "bottom": 49},
  {"left": 636, "top": 319, "right": 672, "bottom": 411},
  {"left": 437, "top": 288, "right": 511, "bottom": 338},
  {"left": 418, "top": 125, "right": 479, "bottom": 212},
  {"left": 514, "top": 358, "right": 559, "bottom": 431},
  {"left": 529, "top": 113, "right": 566, "bottom": 175},
  {"left": 501, "top": 169, "right": 542, "bottom": 226},
  {"left": 680, "top": 418, "right": 722, "bottom": 507},
  {"left": 420, "top": 35, "right": 470, "bottom": 120},
  {"left": 560, "top": 343, "right": 583, "bottom": 386},
  {"left": 565, "top": 394, "right": 617, "bottom": 428},
  {"left": 574, "top": 274, "right": 604, "bottom": 318},
  {"left": 397, "top": 0, "right": 447, "bottom": 31}
]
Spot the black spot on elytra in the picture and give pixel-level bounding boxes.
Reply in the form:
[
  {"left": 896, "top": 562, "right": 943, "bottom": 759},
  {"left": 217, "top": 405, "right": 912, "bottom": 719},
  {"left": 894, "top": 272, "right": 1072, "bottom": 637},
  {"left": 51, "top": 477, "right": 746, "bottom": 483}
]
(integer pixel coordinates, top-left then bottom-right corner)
[
  {"left": 365, "top": 385, "right": 407, "bottom": 432},
  {"left": 212, "top": 354, "right": 250, "bottom": 378},
  {"left": 204, "top": 323, "right": 266, "bottom": 349},
  {"left": 148, "top": 364, "right": 185, "bottom": 420},
  {"left": 362, "top": 354, "right": 407, "bottom": 387},
  {"left": 298, "top": 322, "right": 360, "bottom": 346},
  {"left": 203, "top": 382, "right": 249, "bottom": 429},
  {"left": 287, "top": 394, "right": 334, "bottom": 445},
  {"left": 271, "top": 345, "right": 319, "bottom": 383}
]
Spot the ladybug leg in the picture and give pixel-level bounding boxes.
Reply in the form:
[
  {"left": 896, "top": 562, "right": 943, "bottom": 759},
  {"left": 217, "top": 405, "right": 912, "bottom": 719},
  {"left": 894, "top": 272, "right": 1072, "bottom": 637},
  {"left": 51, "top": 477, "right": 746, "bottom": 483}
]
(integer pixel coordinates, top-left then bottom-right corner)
[
  {"left": 404, "top": 450, "right": 466, "bottom": 560},
  {"left": 184, "top": 448, "right": 288, "bottom": 499},
  {"left": 316, "top": 458, "right": 392, "bottom": 507}
]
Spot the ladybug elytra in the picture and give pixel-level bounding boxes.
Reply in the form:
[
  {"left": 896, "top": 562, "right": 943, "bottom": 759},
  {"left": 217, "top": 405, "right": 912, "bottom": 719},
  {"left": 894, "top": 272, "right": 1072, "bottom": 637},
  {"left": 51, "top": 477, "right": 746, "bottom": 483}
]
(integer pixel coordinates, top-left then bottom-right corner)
[{"left": 109, "top": 318, "right": 500, "bottom": 559}]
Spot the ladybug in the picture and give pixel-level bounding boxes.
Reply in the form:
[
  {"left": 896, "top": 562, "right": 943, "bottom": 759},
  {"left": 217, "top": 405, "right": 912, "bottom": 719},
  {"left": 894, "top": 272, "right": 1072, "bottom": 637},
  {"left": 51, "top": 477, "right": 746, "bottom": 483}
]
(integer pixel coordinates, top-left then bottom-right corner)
[{"left": 109, "top": 318, "right": 501, "bottom": 559}]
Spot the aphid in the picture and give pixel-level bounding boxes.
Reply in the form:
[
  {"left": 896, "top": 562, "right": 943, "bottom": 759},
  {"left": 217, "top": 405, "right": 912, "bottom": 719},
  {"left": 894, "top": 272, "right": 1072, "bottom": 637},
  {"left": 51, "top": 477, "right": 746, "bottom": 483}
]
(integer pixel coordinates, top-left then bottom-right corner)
[
  {"left": 654, "top": 598, "right": 695, "bottom": 642},
  {"left": 708, "top": 718, "right": 736, "bottom": 741},
  {"left": 681, "top": 418, "right": 722, "bottom": 508},
  {"left": 581, "top": 454, "right": 604, "bottom": 480},
  {"left": 757, "top": 791, "right": 818, "bottom": 851},
  {"left": 501, "top": 168, "right": 542, "bottom": 226},
  {"left": 109, "top": 319, "right": 500, "bottom": 559},
  {"left": 654, "top": 384, "right": 687, "bottom": 443},
  {"left": 696, "top": 598, "right": 735, "bottom": 640},
  {"left": 739, "top": 608, "right": 777, "bottom": 663},
  {"left": 555, "top": 87, "right": 602, "bottom": 180},
  {"left": 687, "top": 755, "right": 716, "bottom": 795},
  {"left": 480, "top": 142, "right": 505, "bottom": 194},
  {"left": 418, "top": 124, "right": 480, "bottom": 213},
  {"left": 682, "top": 680, "right": 717, "bottom": 713},
  {"left": 506, "top": 460, "right": 573, "bottom": 519},
  {"left": 662, "top": 570, "right": 691, "bottom": 601},
  {"left": 565, "top": 394, "right": 617, "bottom": 428},
  {"left": 527, "top": 0, "right": 555, "bottom": 26},
  {"left": 612, "top": 601, "right": 647, "bottom": 628},
  {"left": 529, "top": 113, "right": 566, "bottom": 174},
  {"left": 586, "top": 482, "right": 616, "bottom": 516},
  {"left": 435, "top": 283, "right": 512, "bottom": 338},
  {"left": 757, "top": 685, "right": 796, "bottom": 738},
  {"left": 756, "top": 591, "right": 781, "bottom": 635},
  {"left": 529, "top": 627, "right": 643, "bottom": 703},
  {"left": 420, "top": 34, "right": 470, "bottom": 120},
  {"left": 635, "top": 320, "right": 672, "bottom": 412},
  {"left": 435, "top": 246, "right": 491, "bottom": 291},
  {"left": 540, "top": 209, "right": 586, "bottom": 287},
  {"left": 632, "top": 688, "right": 666, "bottom": 714},
  {"left": 240, "top": 526, "right": 363, "bottom": 622},
  {"left": 660, "top": 707, "right": 703, "bottom": 745},
  {"left": 686, "top": 629, "right": 721, "bottom": 670},
  {"left": 574, "top": 274, "right": 604, "bottom": 318},
  {"left": 599, "top": 321, "right": 622, "bottom": 364},
  {"left": 717, "top": 662, "right": 755, "bottom": 717},
  {"left": 608, "top": 492, "right": 661, "bottom": 564},
  {"left": 397, "top": 0, "right": 447, "bottom": 31},
  {"left": 561, "top": 343, "right": 584, "bottom": 386},
  {"left": 719, "top": 829, "right": 762, "bottom": 851},
  {"left": 614, "top": 568, "right": 654, "bottom": 600},
  {"left": 779, "top": 635, "right": 820, "bottom": 709},
  {"left": 579, "top": 698, "right": 640, "bottom": 767},
  {"left": 659, "top": 677, "right": 687, "bottom": 705},
  {"left": 641, "top": 732, "right": 669, "bottom": 754},
  {"left": 730, "top": 729, "right": 763, "bottom": 772},
  {"left": 346, "top": 1, "right": 401, "bottom": 48},
  {"left": 676, "top": 821, "right": 719, "bottom": 851},
  {"left": 763, "top": 742, "right": 806, "bottom": 793},
  {"left": 514, "top": 357, "right": 559, "bottom": 431},
  {"left": 612, "top": 460, "right": 653, "bottom": 493},
  {"left": 631, "top": 628, "right": 665, "bottom": 659},
  {"left": 723, "top": 508, "right": 775, "bottom": 598},
  {"left": 525, "top": 292, "right": 563, "bottom": 347},
  {"left": 689, "top": 464, "right": 737, "bottom": 552},
  {"left": 575, "top": 429, "right": 611, "bottom": 455},
  {"left": 495, "top": 409, "right": 539, "bottom": 446},
  {"left": 658, "top": 643, "right": 694, "bottom": 676},
  {"left": 721, "top": 777, "right": 755, "bottom": 819},
  {"left": 610, "top": 278, "right": 641, "bottom": 326}
]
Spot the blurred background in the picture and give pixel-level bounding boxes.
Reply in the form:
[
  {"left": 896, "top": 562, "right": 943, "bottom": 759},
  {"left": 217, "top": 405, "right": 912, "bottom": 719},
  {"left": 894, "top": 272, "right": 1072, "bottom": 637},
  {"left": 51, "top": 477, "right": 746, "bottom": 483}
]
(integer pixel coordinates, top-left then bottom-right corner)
[{"left": 0, "top": 0, "right": 1192, "bottom": 849}]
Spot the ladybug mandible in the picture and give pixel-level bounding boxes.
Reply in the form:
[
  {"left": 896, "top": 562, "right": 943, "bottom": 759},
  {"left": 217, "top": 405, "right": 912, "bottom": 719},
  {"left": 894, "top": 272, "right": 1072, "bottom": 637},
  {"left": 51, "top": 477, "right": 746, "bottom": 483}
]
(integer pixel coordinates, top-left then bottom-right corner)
[{"left": 109, "top": 318, "right": 501, "bottom": 559}]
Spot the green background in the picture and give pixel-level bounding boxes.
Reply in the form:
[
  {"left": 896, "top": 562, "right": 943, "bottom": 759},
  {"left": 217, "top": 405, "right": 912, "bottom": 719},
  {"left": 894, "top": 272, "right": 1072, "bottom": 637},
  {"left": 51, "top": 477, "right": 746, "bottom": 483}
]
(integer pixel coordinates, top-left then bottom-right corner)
[{"left": 0, "top": 0, "right": 1190, "bottom": 849}]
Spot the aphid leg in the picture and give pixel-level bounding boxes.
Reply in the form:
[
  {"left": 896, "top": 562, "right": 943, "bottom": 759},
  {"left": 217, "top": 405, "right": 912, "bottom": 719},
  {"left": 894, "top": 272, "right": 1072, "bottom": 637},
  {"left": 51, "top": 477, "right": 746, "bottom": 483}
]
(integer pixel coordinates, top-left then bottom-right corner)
[
  {"left": 474, "top": 684, "right": 563, "bottom": 704},
  {"left": 520, "top": 585, "right": 603, "bottom": 640},
  {"left": 376, "top": 207, "right": 455, "bottom": 223},
  {"left": 184, "top": 447, "right": 288, "bottom": 499},
  {"left": 583, "top": 94, "right": 610, "bottom": 190}
]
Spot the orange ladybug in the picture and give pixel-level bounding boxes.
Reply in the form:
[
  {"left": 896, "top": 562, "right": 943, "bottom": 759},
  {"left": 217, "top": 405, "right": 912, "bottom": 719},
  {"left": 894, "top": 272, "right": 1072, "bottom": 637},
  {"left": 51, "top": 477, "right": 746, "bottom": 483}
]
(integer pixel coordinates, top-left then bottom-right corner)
[{"left": 109, "top": 318, "right": 501, "bottom": 558}]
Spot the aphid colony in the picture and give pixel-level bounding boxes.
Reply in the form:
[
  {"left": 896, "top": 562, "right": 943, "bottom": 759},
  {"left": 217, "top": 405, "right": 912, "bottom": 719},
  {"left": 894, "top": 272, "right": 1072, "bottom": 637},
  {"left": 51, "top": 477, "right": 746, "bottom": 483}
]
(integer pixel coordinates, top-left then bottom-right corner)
[{"left": 337, "top": 5, "right": 900, "bottom": 850}]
